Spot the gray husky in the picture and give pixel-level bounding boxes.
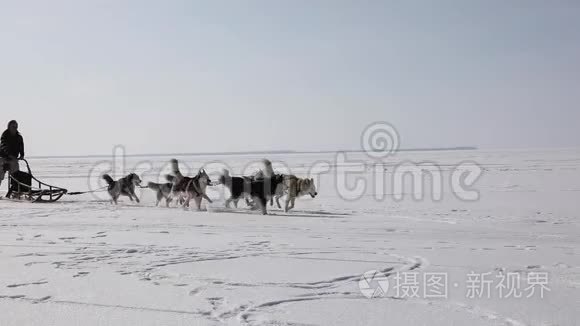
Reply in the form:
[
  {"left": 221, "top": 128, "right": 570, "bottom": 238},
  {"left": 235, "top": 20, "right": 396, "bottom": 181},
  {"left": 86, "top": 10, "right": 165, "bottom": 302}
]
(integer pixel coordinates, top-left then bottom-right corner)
[
  {"left": 102, "top": 173, "right": 142, "bottom": 205},
  {"left": 147, "top": 182, "right": 174, "bottom": 207}
]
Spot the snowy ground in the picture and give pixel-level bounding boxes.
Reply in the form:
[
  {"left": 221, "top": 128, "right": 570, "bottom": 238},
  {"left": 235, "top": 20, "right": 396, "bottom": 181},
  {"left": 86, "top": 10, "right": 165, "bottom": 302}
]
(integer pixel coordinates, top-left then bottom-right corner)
[{"left": 0, "top": 149, "right": 578, "bottom": 326}]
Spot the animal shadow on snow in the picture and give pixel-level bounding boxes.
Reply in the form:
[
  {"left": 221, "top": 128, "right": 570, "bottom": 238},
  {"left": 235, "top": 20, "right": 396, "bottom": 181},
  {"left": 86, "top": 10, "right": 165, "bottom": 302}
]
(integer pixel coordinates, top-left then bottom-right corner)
[{"left": 210, "top": 206, "right": 350, "bottom": 219}]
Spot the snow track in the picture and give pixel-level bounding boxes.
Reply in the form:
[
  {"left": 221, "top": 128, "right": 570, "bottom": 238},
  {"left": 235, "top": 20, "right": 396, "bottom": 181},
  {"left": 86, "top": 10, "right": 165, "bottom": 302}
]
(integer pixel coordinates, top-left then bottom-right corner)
[{"left": 1, "top": 150, "right": 579, "bottom": 325}]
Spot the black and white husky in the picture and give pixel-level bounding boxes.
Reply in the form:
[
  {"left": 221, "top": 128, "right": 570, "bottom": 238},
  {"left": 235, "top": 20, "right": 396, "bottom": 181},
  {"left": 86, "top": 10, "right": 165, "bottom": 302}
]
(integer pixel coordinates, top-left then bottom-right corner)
[
  {"left": 166, "top": 159, "right": 213, "bottom": 210},
  {"left": 254, "top": 160, "right": 318, "bottom": 212},
  {"left": 218, "top": 160, "right": 285, "bottom": 215}
]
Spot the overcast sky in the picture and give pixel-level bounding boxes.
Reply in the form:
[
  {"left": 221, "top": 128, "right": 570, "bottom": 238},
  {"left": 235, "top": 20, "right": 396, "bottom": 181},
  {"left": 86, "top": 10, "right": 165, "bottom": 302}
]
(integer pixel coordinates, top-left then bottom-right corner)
[{"left": 1, "top": 1, "right": 579, "bottom": 156}]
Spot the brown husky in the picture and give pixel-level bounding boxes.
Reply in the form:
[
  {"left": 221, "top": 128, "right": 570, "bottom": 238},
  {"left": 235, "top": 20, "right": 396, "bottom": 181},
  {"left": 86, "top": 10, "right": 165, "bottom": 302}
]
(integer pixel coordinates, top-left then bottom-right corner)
[{"left": 276, "top": 176, "right": 318, "bottom": 212}]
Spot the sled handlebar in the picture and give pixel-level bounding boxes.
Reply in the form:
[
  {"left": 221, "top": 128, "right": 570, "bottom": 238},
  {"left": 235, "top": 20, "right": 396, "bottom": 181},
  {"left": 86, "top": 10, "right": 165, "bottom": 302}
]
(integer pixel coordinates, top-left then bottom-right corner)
[{"left": 18, "top": 158, "right": 32, "bottom": 175}]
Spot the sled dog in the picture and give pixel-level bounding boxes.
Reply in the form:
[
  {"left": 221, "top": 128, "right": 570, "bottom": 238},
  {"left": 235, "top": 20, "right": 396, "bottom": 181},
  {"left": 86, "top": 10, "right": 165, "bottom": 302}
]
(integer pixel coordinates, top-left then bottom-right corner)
[
  {"left": 167, "top": 159, "right": 213, "bottom": 210},
  {"left": 102, "top": 173, "right": 142, "bottom": 205}
]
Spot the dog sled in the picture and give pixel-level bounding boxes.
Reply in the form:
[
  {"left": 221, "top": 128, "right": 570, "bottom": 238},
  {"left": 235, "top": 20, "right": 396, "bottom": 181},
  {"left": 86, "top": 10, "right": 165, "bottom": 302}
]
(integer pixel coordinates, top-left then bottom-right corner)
[{"left": 4, "top": 159, "right": 68, "bottom": 203}]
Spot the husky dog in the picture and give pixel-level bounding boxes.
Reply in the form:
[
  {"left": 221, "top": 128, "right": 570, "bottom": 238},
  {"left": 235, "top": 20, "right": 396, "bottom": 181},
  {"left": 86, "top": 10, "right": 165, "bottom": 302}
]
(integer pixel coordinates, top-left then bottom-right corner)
[
  {"left": 275, "top": 176, "right": 318, "bottom": 212},
  {"left": 261, "top": 158, "right": 275, "bottom": 177},
  {"left": 219, "top": 170, "right": 250, "bottom": 209},
  {"left": 218, "top": 168, "right": 285, "bottom": 215},
  {"left": 102, "top": 173, "right": 142, "bottom": 205},
  {"left": 251, "top": 159, "right": 275, "bottom": 180},
  {"left": 220, "top": 159, "right": 278, "bottom": 208},
  {"left": 147, "top": 182, "right": 174, "bottom": 207},
  {"left": 167, "top": 159, "right": 213, "bottom": 210},
  {"left": 252, "top": 159, "right": 285, "bottom": 207}
]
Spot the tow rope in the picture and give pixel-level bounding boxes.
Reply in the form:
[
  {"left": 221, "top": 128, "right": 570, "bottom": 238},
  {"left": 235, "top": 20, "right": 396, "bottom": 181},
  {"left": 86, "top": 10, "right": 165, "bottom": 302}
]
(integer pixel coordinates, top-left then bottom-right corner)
[
  {"left": 67, "top": 186, "right": 108, "bottom": 196},
  {"left": 68, "top": 184, "right": 150, "bottom": 196}
]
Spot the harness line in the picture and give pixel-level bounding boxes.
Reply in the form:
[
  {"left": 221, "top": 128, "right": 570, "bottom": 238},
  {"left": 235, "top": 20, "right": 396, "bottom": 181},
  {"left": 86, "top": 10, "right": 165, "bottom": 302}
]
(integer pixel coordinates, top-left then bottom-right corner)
[{"left": 67, "top": 186, "right": 108, "bottom": 196}]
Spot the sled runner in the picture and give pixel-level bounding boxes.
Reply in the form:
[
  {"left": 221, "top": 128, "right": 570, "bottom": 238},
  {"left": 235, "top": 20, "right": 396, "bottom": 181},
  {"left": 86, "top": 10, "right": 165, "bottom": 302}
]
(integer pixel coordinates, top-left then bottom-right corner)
[{"left": 4, "top": 159, "right": 67, "bottom": 202}]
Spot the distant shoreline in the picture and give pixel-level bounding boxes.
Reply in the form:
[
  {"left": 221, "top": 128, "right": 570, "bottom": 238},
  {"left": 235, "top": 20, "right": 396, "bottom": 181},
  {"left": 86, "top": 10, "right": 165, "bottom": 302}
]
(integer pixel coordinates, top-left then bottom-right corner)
[{"left": 29, "top": 147, "right": 477, "bottom": 159}]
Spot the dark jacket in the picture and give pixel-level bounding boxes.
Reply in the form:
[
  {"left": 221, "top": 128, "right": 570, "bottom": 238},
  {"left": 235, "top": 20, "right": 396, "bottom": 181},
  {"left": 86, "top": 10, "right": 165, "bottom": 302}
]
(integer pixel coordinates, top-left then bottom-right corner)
[{"left": 0, "top": 130, "right": 24, "bottom": 159}]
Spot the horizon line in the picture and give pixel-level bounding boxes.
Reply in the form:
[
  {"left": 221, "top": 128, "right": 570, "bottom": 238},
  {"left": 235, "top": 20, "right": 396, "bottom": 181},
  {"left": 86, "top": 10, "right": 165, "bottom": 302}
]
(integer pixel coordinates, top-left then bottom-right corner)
[{"left": 27, "top": 146, "right": 478, "bottom": 160}]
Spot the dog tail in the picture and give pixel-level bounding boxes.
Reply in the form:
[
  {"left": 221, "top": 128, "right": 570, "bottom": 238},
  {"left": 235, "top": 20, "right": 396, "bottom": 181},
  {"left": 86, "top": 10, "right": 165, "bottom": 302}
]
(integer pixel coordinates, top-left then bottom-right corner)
[
  {"left": 102, "top": 174, "right": 115, "bottom": 186},
  {"left": 262, "top": 159, "right": 274, "bottom": 177},
  {"left": 165, "top": 174, "right": 176, "bottom": 183},
  {"left": 170, "top": 159, "right": 184, "bottom": 179},
  {"left": 147, "top": 182, "right": 159, "bottom": 190},
  {"left": 217, "top": 169, "right": 231, "bottom": 185}
]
